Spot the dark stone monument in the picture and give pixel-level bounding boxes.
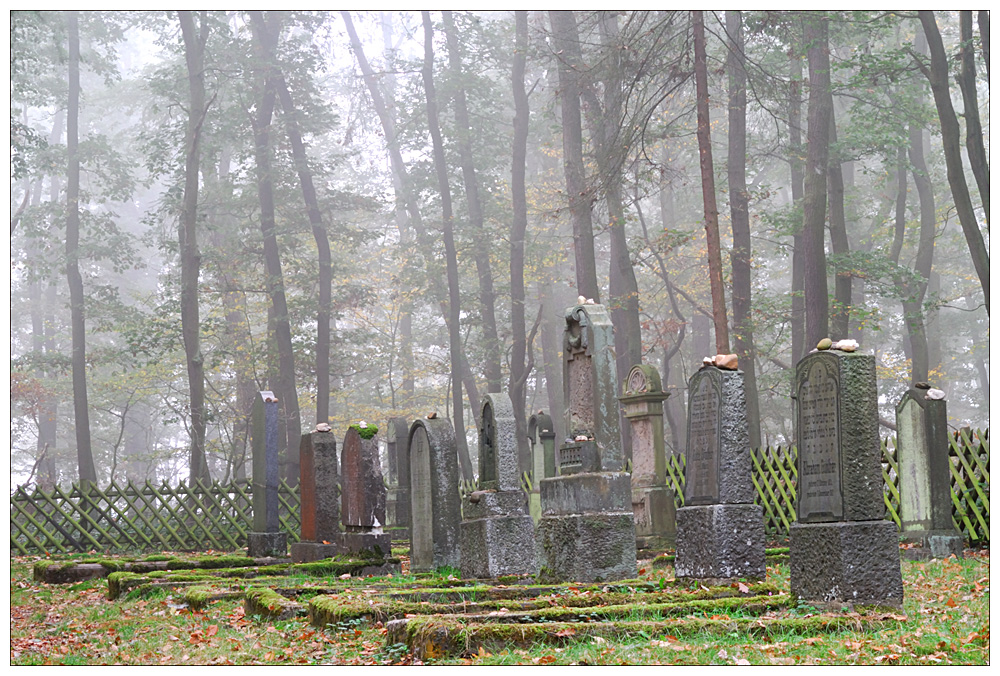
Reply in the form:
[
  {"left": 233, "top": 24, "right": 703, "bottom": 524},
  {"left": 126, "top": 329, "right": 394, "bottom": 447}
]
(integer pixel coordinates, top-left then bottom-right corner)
[
  {"left": 339, "top": 423, "right": 391, "bottom": 558},
  {"left": 619, "top": 364, "right": 676, "bottom": 553},
  {"left": 527, "top": 411, "right": 556, "bottom": 523},
  {"left": 408, "top": 415, "right": 462, "bottom": 572},
  {"left": 674, "top": 365, "right": 765, "bottom": 581},
  {"left": 385, "top": 417, "right": 412, "bottom": 543},
  {"left": 789, "top": 348, "right": 903, "bottom": 608},
  {"left": 248, "top": 391, "right": 287, "bottom": 558},
  {"left": 896, "top": 386, "right": 964, "bottom": 560},
  {"left": 291, "top": 427, "right": 341, "bottom": 562},
  {"left": 535, "top": 303, "right": 637, "bottom": 582},
  {"left": 460, "top": 393, "right": 537, "bottom": 578}
]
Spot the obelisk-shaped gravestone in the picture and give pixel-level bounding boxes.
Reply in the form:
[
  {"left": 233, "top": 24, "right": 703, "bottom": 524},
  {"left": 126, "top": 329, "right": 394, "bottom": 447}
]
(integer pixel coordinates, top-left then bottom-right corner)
[
  {"left": 385, "top": 417, "right": 412, "bottom": 543},
  {"left": 408, "top": 415, "right": 462, "bottom": 572},
  {"left": 674, "top": 364, "right": 765, "bottom": 581},
  {"left": 248, "top": 391, "right": 287, "bottom": 557},
  {"left": 340, "top": 423, "right": 391, "bottom": 558},
  {"left": 290, "top": 427, "right": 341, "bottom": 562},
  {"left": 619, "top": 364, "right": 676, "bottom": 553},
  {"left": 527, "top": 411, "right": 556, "bottom": 523},
  {"left": 535, "top": 303, "right": 637, "bottom": 582},
  {"left": 789, "top": 347, "right": 903, "bottom": 608},
  {"left": 460, "top": 393, "right": 537, "bottom": 578},
  {"left": 896, "top": 385, "right": 964, "bottom": 560}
]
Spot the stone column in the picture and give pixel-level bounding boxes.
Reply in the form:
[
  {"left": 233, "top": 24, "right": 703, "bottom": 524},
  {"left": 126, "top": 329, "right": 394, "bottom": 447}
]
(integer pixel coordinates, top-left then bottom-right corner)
[
  {"left": 619, "top": 364, "right": 676, "bottom": 553},
  {"left": 248, "top": 391, "right": 287, "bottom": 557},
  {"left": 408, "top": 415, "right": 462, "bottom": 572}
]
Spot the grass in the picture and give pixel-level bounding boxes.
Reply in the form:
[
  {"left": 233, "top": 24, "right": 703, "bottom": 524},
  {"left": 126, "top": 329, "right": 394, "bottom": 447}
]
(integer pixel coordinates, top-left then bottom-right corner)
[{"left": 9, "top": 546, "right": 989, "bottom": 665}]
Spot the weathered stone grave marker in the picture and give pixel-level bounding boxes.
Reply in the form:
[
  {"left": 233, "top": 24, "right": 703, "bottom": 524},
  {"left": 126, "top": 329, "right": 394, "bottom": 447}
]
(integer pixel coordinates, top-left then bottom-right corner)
[
  {"left": 460, "top": 393, "right": 537, "bottom": 578},
  {"left": 896, "top": 384, "right": 964, "bottom": 560},
  {"left": 385, "top": 417, "right": 412, "bottom": 543},
  {"left": 290, "top": 427, "right": 341, "bottom": 562},
  {"left": 408, "top": 415, "right": 462, "bottom": 572},
  {"left": 675, "top": 363, "right": 765, "bottom": 581},
  {"left": 527, "top": 411, "right": 556, "bottom": 523},
  {"left": 340, "top": 423, "right": 391, "bottom": 557},
  {"left": 535, "top": 303, "right": 637, "bottom": 582},
  {"left": 619, "top": 364, "right": 676, "bottom": 552},
  {"left": 248, "top": 391, "right": 287, "bottom": 558},
  {"left": 789, "top": 347, "right": 903, "bottom": 607}
]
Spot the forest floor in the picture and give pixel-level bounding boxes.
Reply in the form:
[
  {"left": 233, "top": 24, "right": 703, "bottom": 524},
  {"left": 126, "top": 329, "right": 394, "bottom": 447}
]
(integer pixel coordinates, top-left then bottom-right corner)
[{"left": 9, "top": 546, "right": 989, "bottom": 666}]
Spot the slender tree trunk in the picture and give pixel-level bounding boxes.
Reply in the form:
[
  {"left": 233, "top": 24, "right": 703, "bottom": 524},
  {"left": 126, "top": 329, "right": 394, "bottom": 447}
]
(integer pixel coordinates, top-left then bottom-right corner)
[
  {"left": 827, "top": 109, "right": 852, "bottom": 340},
  {"left": 979, "top": 11, "right": 990, "bottom": 82},
  {"left": 442, "top": 11, "right": 502, "bottom": 395},
  {"left": 421, "top": 11, "right": 474, "bottom": 482},
  {"left": 549, "top": 10, "right": 600, "bottom": 302},
  {"left": 918, "top": 11, "right": 990, "bottom": 313},
  {"left": 178, "top": 11, "right": 210, "bottom": 482},
  {"left": 65, "top": 10, "right": 97, "bottom": 486},
  {"left": 693, "top": 10, "right": 729, "bottom": 354},
  {"left": 802, "top": 12, "right": 832, "bottom": 347},
  {"left": 958, "top": 11, "right": 989, "bottom": 226},
  {"left": 788, "top": 33, "right": 806, "bottom": 364},
  {"left": 538, "top": 278, "right": 566, "bottom": 445}
]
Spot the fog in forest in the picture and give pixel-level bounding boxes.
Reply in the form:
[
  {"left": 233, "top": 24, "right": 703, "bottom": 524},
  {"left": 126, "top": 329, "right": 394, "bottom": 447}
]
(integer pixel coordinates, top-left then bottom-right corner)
[{"left": 9, "top": 11, "right": 990, "bottom": 490}]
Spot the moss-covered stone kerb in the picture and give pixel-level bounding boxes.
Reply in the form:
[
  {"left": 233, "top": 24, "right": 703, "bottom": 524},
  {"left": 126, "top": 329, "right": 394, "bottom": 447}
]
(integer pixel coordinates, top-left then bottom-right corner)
[{"left": 245, "top": 587, "right": 307, "bottom": 620}]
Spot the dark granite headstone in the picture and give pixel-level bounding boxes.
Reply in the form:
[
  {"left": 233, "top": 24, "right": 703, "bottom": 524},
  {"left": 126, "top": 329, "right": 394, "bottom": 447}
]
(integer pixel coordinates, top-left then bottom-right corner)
[
  {"left": 248, "top": 391, "right": 287, "bottom": 557},
  {"left": 385, "top": 417, "right": 412, "bottom": 543},
  {"left": 408, "top": 416, "right": 462, "bottom": 573},
  {"left": 789, "top": 350, "right": 903, "bottom": 608},
  {"left": 339, "top": 425, "right": 390, "bottom": 557}
]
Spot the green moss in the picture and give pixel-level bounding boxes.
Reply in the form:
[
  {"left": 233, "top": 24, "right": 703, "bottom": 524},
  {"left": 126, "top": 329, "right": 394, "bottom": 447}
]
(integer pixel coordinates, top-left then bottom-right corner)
[
  {"left": 141, "top": 554, "right": 172, "bottom": 562},
  {"left": 350, "top": 422, "right": 378, "bottom": 440},
  {"left": 245, "top": 587, "right": 305, "bottom": 619}
]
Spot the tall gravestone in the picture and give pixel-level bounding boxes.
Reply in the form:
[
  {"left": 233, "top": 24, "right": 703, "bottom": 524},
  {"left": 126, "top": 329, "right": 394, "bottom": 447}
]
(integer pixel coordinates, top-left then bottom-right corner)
[
  {"left": 460, "top": 393, "right": 537, "bottom": 578},
  {"left": 535, "top": 303, "right": 637, "bottom": 582},
  {"left": 248, "top": 391, "right": 287, "bottom": 558},
  {"left": 789, "top": 348, "right": 903, "bottom": 607},
  {"left": 675, "top": 365, "right": 765, "bottom": 580},
  {"left": 385, "top": 417, "right": 412, "bottom": 543},
  {"left": 408, "top": 415, "right": 462, "bottom": 572},
  {"left": 340, "top": 424, "right": 391, "bottom": 557},
  {"left": 619, "top": 364, "right": 676, "bottom": 553},
  {"left": 527, "top": 411, "right": 556, "bottom": 523},
  {"left": 896, "top": 385, "right": 964, "bottom": 560},
  {"left": 290, "top": 428, "right": 341, "bottom": 562}
]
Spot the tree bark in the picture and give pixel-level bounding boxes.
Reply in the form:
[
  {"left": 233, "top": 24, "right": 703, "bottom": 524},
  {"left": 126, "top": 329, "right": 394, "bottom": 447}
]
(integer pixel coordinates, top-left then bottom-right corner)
[
  {"left": 693, "top": 10, "right": 730, "bottom": 354},
  {"left": 827, "top": 108, "right": 852, "bottom": 340},
  {"left": 958, "top": 11, "right": 989, "bottom": 226},
  {"left": 65, "top": 10, "right": 97, "bottom": 486},
  {"left": 788, "top": 31, "right": 806, "bottom": 364},
  {"left": 979, "top": 11, "right": 990, "bottom": 82}
]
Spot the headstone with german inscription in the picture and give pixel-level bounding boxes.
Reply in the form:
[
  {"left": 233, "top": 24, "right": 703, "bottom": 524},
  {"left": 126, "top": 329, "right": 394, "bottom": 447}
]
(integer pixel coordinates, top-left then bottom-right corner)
[
  {"left": 619, "top": 364, "right": 676, "bottom": 553},
  {"left": 535, "top": 302, "right": 637, "bottom": 583},
  {"left": 385, "top": 417, "right": 412, "bottom": 543},
  {"left": 408, "top": 415, "right": 462, "bottom": 573},
  {"left": 674, "top": 364, "right": 765, "bottom": 581},
  {"left": 247, "top": 391, "right": 288, "bottom": 558},
  {"left": 789, "top": 345, "right": 903, "bottom": 608},
  {"left": 527, "top": 411, "right": 556, "bottom": 523},
  {"left": 460, "top": 393, "right": 537, "bottom": 578},
  {"left": 895, "top": 385, "right": 964, "bottom": 560},
  {"left": 290, "top": 427, "right": 341, "bottom": 562}
]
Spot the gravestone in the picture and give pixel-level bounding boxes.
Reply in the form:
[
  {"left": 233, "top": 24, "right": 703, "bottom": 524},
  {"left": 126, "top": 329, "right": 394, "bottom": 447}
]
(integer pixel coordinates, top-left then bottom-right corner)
[
  {"left": 527, "top": 411, "right": 556, "bottom": 523},
  {"left": 408, "top": 415, "right": 462, "bottom": 572},
  {"left": 460, "top": 393, "right": 537, "bottom": 578},
  {"left": 248, "top": 391, "right": 287, "bottom": 558},
  {"left": 896, "top": 386, "right": 964, "bottom": 560},
  {"left": 339, "top": 423, "right": 391, "bottom": 558},
  {"left": 619, "top": 364, "right": 676, "bottom": 553},
  {"left": 290, "top": 428, "right": 341, "bottom": 562},
  {"left": 789, "top": 349, "right": 903, "bottom": 608},
  {"left": 535, "top": 302, "right": 637, "bottom": 582},
  {"left": 674, "top": 365, "right": 765, "bottom": 581},
  {"left": 385, "top": 417, "right": 412, "bottom": 543}
]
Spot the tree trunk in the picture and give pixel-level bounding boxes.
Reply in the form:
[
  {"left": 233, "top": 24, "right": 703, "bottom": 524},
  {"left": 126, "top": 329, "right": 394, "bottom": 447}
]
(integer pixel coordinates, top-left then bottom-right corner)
[
  {"left": 421, "top": 11, "right": 474, "bottom": 482},
  {"left": 979, "top": 11, "right": 990, "bottom": 82},
  {"left": 442, "top": 11, "right": 502, "bottom": 395},
  {"left": 693, "top": 10, "right": 730, "bottom": 354},
  {"left": 827, "top": 108, "right": 852, "bottom": 340},
  {"left": 918, "top": 11, "right": 990, "bottom": 314},
  {"left": 802, "top": 13, "right": 832, "bottom": 348},
  {"left": 549, "top": 10, "right": 600, "bottom": 302},
  {"left": 958, "top": 11, "right": 989, "bottom": 226},
  {"left": 788, "top": 32, "right": 806, "bottom": 365},
  {"left": 65, "top": 10, "right": 97, "bottom": 486},
  {"left": 178, "top": 11, "right": 210, "bottom": 483},
  {"left": 725, "top": 10, "right": 760, "bottom": 448}
]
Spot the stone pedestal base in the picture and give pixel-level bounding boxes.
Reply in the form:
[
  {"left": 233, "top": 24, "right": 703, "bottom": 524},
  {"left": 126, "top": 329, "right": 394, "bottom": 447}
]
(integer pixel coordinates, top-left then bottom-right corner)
[
  {"left": 900, "top": 530, "right": 965, "bottom": 561},
  {"left": 675, "top": 503, "right": 765, "bottom": 581},
  {"left": 633, "top": 485, "right": 676, "bottom": 552},
  {"left": 339, "top": 531, "right": 392, "bottom": 558},
  {"left": 290, "top": 541, "right": 339, "bottom": 563},
  {"left": 535, "top": 472, "right": 637, "bottom": 583},
  {"left": 790, "top": 520, "right": 903, "bottom": 608},
  {"left": 460, "top": 489, "right": 536, "bottom": 579},
  {"left": 247, "top": 532, "right": 287, "bottom": 558}
]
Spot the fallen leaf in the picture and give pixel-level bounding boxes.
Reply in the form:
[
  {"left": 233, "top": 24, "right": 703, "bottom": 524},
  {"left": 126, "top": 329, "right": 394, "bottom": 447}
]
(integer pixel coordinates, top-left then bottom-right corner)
[
  {"left": 554, "top": 628, "right": 576, "bottom": 637},
  {"left": 945, "top": 597, "right": 957, "bottom": 608},
  {"left": 737, "top": 582, "right": 750, "bottom": 593},
  {"left": 206, "top": 625, "right": 219, "bottom": 637},
  {"left": 735, "top": 658, "right": 750, "bottom": 665}
]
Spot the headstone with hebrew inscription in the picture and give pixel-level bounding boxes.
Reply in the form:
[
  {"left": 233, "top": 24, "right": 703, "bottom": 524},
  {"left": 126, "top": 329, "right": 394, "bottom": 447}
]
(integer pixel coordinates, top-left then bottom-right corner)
[
  {"left": 460, "top": 393, "right": 537, "bottom": 578},
  {"left": 408, "top": 415, "right": 462, "bottom": 572},
  {"left": 385, "top": 417, "right": 412, "bottom": 543},
  {"left": 619, "top": 364, "right": 676, "bottom": 553},
  {"left": 535, "top": 302, "right": 637, "bottom": 583},
  {"left": 339, "top": 424, "right": 391, "bottom": 558},
  {"left": 896, "top": 386, "right": 964, "bottom": 560},
  {"left": 527, "top": 411, "right": 556, "bottom": 523},
  {"left": 789, "top": 349, "right": 903, "bottom": 608},
  {"left": 291, "top": 429, "right": 341, "bottom": 562},
  {"left": 248, "top": 391, "right": 287, "bottom": 558},
  {"left": 674, "top": 365, "right": 765, "bottom": 581}
]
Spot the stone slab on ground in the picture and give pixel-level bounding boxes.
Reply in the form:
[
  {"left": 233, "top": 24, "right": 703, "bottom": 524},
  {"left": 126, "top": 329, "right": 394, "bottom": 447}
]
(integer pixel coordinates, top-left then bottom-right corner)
[{"left": 247, "top": 531, "right": 287, "bottom": 558}]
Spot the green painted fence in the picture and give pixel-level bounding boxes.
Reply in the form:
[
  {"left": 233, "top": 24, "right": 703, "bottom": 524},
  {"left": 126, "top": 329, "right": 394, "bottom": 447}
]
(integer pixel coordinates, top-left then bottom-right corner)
[{"left": 10, "top": 430, "right": 989, "bottom": 555}]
